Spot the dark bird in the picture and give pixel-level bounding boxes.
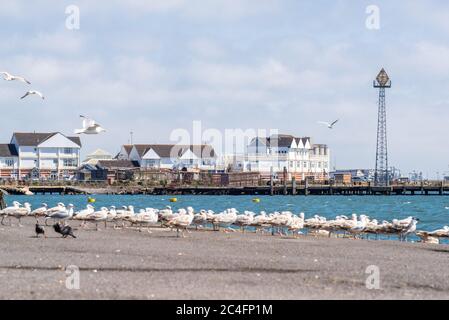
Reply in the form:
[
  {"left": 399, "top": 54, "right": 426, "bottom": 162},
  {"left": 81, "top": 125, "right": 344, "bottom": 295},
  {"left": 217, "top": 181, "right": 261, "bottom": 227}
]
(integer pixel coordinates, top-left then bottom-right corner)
[
  {"left": 35, "top": 221, "right": 46, "bottom": 238},
  {"left": 53, "top": 223, "right": 77, "bottom": 238}
]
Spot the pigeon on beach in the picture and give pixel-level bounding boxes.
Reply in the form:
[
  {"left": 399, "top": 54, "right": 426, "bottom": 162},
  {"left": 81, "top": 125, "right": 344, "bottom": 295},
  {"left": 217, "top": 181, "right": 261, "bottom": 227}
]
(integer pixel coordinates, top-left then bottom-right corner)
[
  {"left": 53, "top": 223, "right": 77, "bottom": 238},
  {"left": 35, "top": 222, "right": 46, "bottom": 238}
]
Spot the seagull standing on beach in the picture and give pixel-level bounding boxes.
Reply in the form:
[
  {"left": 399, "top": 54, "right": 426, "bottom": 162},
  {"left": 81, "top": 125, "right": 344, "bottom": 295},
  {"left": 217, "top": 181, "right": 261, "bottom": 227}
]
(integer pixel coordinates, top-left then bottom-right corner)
[
  {"left": 74, "top": 115, "right": 106, "bottom": 135},
  {"left": 30, "top": 203, "right": 48, "bottom": 218},
  {"left": 318, "top": 119, "right": 339, "bottom": 129},
  {"left": 0, "top": 201, "right": 21, "bottom": 225},
  {"left": 9, "top": 202, "right": 32, "bottom": 226},
  {"left": 1, "top": 71, "right": 31, "bottom": 84},
  {"left": 21, "top": 90, "right": 45, "bottom": 100},
  {"left": 166, "top": 208, "right": 194, "bottom": 238},
  {"left": 45, "top": 204, "right": 74, "bottom": 224}
]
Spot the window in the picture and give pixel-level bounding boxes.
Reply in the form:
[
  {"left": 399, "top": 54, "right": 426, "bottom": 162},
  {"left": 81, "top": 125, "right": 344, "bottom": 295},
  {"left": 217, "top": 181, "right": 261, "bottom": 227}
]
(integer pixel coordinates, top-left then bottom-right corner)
[
  {"left": 5, "top": 159, "right": 14, "bottom": 167},
  {"left": 144, "top": 160, "right": 157, "bottom": 167},
  {"left": 63, "top": 159, "right": 77, "bottom": 167},
  {"left": 63, "top": 148, "right": 73, "bottom": 154}
]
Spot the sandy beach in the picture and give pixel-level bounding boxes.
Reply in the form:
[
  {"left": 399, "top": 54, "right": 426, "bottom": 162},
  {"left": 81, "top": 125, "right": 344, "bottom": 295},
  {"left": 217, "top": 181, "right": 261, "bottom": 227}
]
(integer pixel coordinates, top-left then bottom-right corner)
[{"left": 1, "top": 219, "right": 449, "bottom": 300}]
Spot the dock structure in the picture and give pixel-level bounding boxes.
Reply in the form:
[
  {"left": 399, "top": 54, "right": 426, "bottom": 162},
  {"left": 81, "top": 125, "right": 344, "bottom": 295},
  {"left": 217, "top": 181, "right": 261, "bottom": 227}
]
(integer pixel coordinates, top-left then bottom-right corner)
[
  {"left": 0, "top": 183, "right": 447, "bottom": 196},
  {"left": 149, "top": 184, "right": 449, "bottom": 196},
  {"left": 0, "top": 186, "right": 90, "bottom": 195}
]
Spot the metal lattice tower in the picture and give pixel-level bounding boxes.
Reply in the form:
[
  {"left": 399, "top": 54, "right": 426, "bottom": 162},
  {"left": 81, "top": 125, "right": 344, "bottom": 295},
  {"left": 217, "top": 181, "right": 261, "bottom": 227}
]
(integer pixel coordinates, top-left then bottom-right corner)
[{"left": 373, "top": 69, "right": 391, "bottom": 186}]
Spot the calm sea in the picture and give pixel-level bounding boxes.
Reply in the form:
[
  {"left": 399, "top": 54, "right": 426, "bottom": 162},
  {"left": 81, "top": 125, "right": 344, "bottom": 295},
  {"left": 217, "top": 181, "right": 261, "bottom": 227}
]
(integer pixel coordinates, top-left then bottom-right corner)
[{"left": 5, "top": 194, "right": 449, "bottom": 233}]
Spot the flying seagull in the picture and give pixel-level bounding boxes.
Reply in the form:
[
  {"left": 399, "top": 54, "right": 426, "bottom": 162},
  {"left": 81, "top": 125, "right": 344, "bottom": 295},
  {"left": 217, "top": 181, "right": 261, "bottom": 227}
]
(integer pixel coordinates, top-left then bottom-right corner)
[
  {"left": 21, "top": 90, "right": 45, "bottom": 100},
  {"left": 1, "top": 71, "right": 31, "bottom": 84},
  {"left": 74, "top": 115, "right": 106, "bottom": 134},
  {"left": 318, "top": 119, "right": 339, "bottom": 129}
]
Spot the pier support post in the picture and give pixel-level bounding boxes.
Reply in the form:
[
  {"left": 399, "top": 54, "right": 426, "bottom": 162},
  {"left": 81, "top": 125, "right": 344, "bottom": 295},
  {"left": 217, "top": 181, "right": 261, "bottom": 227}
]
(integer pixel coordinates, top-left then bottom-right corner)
[
  {"left": 283, "top": 167, "right": 288, "bottom": 195},
  {"left": 0, "top": 191, "right": 5, "bottom": 210},
  {"left": 440, "top": 182, "right": 444, "bottom": 195},
  {"left": 305, "top": 178, "right": 309, "bottom": 196},
  {"left": 270, "top": 167, "right": 274, "bottom": 196},
  {"left": 292, "top": 177, "right": 297, "bottom": 195}
]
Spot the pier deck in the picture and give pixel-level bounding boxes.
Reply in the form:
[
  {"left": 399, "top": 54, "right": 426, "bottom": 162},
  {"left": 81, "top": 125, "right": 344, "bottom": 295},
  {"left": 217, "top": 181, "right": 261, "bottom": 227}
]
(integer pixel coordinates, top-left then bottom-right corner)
[{"left": 0, "top": 184, "right": 447, "bottom": 196}]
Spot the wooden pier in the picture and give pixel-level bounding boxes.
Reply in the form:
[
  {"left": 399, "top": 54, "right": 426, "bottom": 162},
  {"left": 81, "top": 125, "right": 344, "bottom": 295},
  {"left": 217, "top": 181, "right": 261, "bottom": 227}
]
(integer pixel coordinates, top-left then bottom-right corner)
[
  {"left": 0, "top": 186, "right": 90, "bottom": 195},
  {"left": 149, "top": 183, "right": 449, "bottom": 196},
  {"left": 0, "top": 183, "right": 447, "bottom": 196}
]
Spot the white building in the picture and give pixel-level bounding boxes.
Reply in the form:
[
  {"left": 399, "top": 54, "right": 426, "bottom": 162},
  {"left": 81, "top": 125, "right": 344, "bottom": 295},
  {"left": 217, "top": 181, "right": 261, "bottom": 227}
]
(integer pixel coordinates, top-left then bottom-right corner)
[
  {"left": 118, "top": 144, "right": 217, "bottom": 171},
  {"left": 82, "top": 149, "right": 113, "bottom": 166},
  {"left": 236, "top": 134, "right": 330, "bottom": 181},
  {"left": 0, "top": 132, "right": 81, "bottom": 180}
]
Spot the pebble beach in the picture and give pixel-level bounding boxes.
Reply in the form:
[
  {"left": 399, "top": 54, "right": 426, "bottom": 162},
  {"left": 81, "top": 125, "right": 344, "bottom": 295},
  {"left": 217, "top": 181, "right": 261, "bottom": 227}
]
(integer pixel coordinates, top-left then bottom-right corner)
[{"left": 1, "top": 219, "right": 449, "bottom": 300}]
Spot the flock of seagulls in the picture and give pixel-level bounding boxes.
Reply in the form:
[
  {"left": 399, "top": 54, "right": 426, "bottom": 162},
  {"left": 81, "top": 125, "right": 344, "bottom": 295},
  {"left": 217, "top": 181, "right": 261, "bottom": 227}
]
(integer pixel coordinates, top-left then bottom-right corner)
[
  {"left": 1, "top": 201, "right": 448, "bottom": 243},
  {"left": 2, "top": 71, "right": 106, "bottom": 134},
  {"left": 1, "top": 71, "right": 45, "bottom": 100}
]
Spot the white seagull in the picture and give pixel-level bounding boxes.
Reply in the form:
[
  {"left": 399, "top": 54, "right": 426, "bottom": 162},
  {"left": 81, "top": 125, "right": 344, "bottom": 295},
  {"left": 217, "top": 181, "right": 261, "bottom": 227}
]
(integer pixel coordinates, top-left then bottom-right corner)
[
  {"left": 74, "top": 115, "right": 106, "bottom": 135},
  {"left": 21, "top": 90, "right": 45, "bottom": 100},
  {"left": 318, "top": 119, "right": 339, "bottom": 129},
  {"left": 1, "top": 71, "right": 31, "bottom": 84}
]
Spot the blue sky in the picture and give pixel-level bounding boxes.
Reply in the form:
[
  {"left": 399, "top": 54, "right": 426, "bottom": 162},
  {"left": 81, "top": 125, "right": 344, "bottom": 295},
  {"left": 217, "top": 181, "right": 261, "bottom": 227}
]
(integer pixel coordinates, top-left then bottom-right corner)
[{"left": 1, "top": 0, "right": 449, "bottom": 177}]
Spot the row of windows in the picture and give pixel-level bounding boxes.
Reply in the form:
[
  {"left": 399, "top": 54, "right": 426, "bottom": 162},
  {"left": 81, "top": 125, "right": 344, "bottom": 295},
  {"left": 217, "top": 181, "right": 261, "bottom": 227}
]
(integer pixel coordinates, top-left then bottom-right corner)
[
  {"left": 2, "top": 159, "right": 78, "bottom": 167},
  {"left": 28, "top": 148, "right": 77, "bottom": 154},
  {"left": 289, "top": 161, "right": 329, "bottom": 168}
]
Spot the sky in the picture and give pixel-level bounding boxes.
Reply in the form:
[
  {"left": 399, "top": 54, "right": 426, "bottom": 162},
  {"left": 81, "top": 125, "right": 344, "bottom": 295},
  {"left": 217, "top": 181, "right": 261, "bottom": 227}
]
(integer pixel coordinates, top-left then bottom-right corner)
[{"left": 1, "top": 0, "right": 449, "bottom": 178}]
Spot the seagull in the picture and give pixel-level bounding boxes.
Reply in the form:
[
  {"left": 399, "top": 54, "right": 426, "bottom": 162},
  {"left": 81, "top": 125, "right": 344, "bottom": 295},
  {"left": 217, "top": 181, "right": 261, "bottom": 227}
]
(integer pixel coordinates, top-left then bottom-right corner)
[
  {"left": 0, "top": 201, "right": 21, "bottom": 225},
  {"left": 8, "top": 202, "right": 32, "bottom": 226},
  {"left": 45, "top": 204, "right": 74, "bottom": 224},
  {"left": 30, "top": 203, "right": 48, "bottom": 218},
  {"left": 1, "top": 71, "right": 31, "bottom": 84},
  {"left": 318, "top": 119, "right": 339, "bottom": 129},
  {"left": 86, "top": 207, "right": 109, "bottom": 230},
  {"left": 21, "top": 90, "right": 45, "bottom": 100},
  {"left": 74, "top": 115, "right": 106, "bottom": 135},
  {"left": 166, "top": 208, "right": 194, "bottom": 238}
]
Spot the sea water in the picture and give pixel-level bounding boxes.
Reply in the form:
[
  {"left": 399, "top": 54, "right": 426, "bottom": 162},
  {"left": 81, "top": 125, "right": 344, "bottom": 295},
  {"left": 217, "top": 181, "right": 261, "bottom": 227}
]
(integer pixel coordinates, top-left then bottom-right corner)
[{"left": 5, "top": 194, "right": 449, "bottom": 233}]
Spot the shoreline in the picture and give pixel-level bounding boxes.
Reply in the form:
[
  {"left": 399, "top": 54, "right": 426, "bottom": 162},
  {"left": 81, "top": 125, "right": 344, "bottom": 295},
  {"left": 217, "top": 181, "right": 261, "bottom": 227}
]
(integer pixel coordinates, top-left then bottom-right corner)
[{"left": 1, "top": 219, "right": 449, "bottom": 299}]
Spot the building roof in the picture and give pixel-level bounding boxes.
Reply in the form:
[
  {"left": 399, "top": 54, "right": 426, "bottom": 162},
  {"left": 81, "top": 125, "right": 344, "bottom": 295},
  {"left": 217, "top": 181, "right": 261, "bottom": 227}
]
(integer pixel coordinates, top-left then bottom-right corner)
[
  {"left": 251, "top": 135, "right": 313, "bottom": 148},
  {"left": 123, "top": 145, "right": 133, "bottom": 155},
  {"left": 87, "top": 149, "right": 112, "bottom": 157},
  {"left": 0, "top": 144, "right": 18, "bottom": 157},
  {"left": 96, "top": 160, "right": 140, "bottom": 170},
  {"left": 136, "top": 144, "right": 216, "bottom": 159},
  {"left": 12, "top": 132, "right": 82, "bottom": 147}
]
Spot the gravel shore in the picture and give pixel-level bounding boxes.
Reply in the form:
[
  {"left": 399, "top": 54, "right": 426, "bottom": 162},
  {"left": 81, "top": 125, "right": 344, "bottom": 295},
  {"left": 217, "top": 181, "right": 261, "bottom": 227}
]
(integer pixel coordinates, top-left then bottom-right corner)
[{"left": 0, "top": 219, "right": 448, "bottom": 300}]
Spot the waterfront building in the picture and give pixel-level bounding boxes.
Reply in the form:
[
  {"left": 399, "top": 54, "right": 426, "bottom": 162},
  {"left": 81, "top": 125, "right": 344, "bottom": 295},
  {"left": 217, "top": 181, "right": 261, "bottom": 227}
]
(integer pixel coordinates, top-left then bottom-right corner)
[
  {"left": 115, "top": 145, "right": 133, "bottom": 160},
  {"left": 0, "top": 132, "right": 81, "bottom": 180},
  {"left": 77, "top": 160, "right": 139, "bottom": 183},
  {"left": 330, "top": 169, "right": 374, "bottom": 182},
  {"left": 0, "top": 144, "right": 19, "bottom": 180},
  {"left": 118, "top": 144, "right": 217, "bottom": 171},
  {"left": 82, "top": 149, "right": 113, "bottom": 165},
  {"left": 235, "top": 134, "right": 330, "bottom": 182}
]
